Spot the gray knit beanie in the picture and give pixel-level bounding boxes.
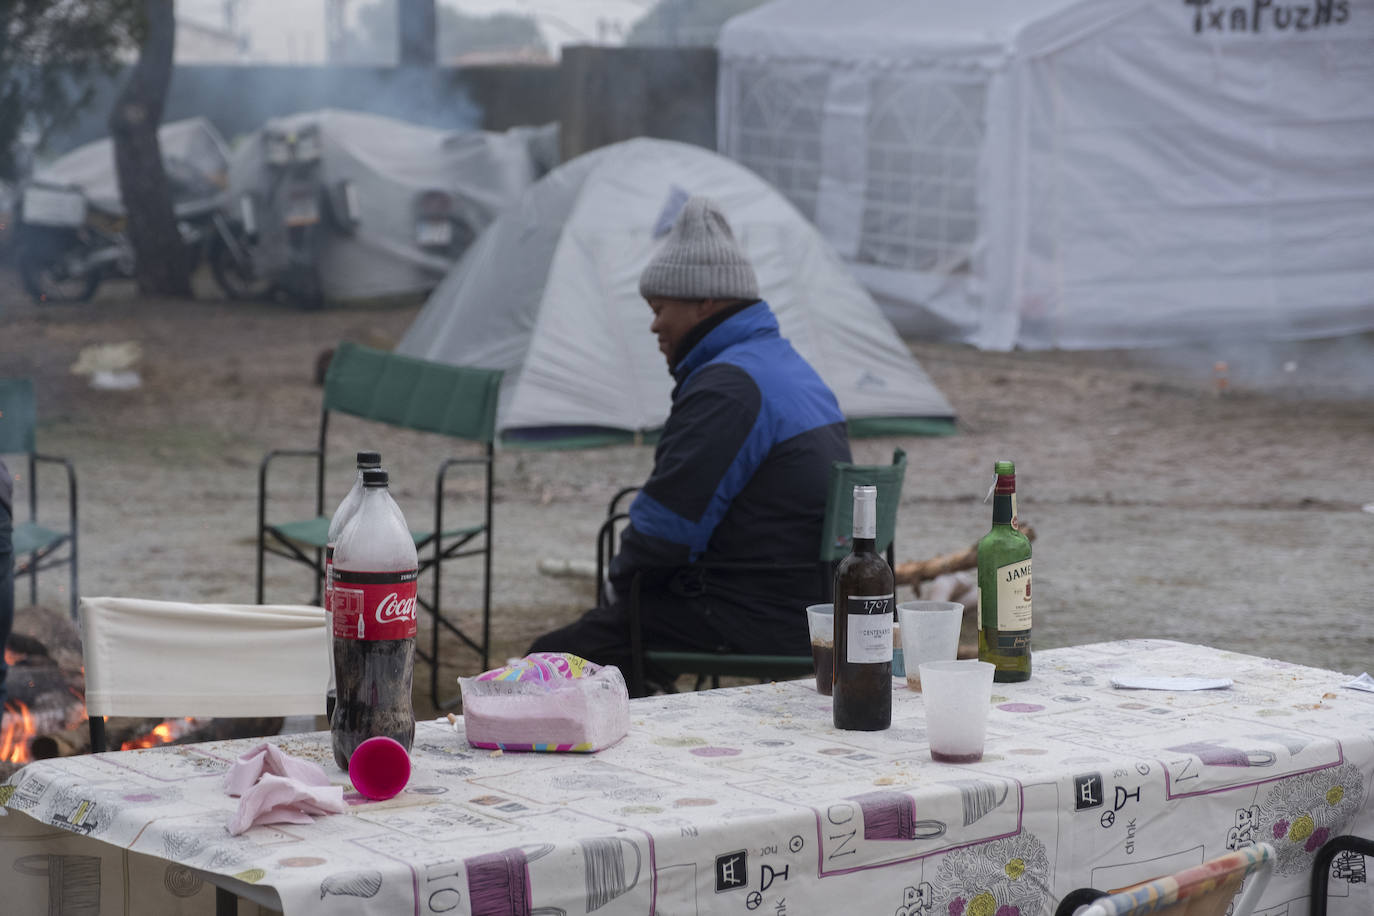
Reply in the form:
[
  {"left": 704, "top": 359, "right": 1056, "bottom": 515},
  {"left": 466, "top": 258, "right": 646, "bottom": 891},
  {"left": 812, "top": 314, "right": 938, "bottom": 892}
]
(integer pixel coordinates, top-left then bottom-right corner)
[{"left": 638, "top": 196, "right": 759, "bottom": 301}]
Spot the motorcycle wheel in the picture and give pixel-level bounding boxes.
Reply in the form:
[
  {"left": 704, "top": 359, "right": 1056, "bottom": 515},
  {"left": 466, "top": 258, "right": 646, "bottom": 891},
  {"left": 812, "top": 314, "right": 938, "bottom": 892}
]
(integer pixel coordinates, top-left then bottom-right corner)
[
  {"left": 294, "top": 270, "right": 324, "bottom": 311},
  {"left": 17, "top": 233, "right": 101, "bottom": 303},
  {"left": 208, "top": 232, "right": 274, "bottom": 302}
]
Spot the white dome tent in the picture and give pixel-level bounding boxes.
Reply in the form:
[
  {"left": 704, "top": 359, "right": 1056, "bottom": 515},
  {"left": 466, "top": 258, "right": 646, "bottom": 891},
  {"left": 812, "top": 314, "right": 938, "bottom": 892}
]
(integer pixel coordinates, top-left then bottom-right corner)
[
  {"left": 397, "top": 138, "right": 955, "bottom": 448},
  {"left": 719, "top": 0, "right": 1374, "bottom": 349}
]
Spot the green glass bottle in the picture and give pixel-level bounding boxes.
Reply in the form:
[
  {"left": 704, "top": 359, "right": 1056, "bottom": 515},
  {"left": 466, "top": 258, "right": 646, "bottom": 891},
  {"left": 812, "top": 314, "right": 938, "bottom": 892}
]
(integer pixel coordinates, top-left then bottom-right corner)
[{"left": 977, "top": 460, "right": 1031, "bottom": 682}]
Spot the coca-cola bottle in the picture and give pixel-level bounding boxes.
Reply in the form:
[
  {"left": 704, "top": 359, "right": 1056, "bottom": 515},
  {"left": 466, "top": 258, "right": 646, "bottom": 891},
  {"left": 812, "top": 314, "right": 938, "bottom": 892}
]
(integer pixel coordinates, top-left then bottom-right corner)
[
  {"left": 330, "top": 468, "right": 418, "bottom": 770},
  {"left": 324, "top": 450, "right": 383, "bottom": 714}
]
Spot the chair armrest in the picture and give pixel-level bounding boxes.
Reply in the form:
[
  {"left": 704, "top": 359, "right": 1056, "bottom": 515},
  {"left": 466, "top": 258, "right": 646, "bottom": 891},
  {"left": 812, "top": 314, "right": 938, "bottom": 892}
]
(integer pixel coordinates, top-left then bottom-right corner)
[
  {"left": 434, "top": 452, "right": 494, "bottom": 538},
  {"left": 607, "top": 486, "right": 640, "bottom": 519},
  {"left": 692, "top": 558, "right": 821, "bottom": 574},
  {"left": 30, "top": 453, "right": 77, "bottom": 531},
  {"left": 628, "top": 570, "right": 645, "bottom": 696},
  {"left": 257, "top": 447, "right": 323, "bottom": 526},
  {"left": 595, "top": 512, "right": 630, "bottom": 607},
  {"left": 31, "top": 453, "right": 77, "bottom": 491}
]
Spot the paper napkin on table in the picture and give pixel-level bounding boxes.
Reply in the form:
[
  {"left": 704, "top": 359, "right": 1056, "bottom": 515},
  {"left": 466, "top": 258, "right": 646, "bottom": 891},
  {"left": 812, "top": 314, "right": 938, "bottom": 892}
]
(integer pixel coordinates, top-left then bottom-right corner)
[
  {"left": 1109, "top": 674, "right": 1233, "bottom": 691},
  {"left": 224, "top": 743, "right": 346, "bottom": 835},
  {"left": 1342, "top": 673, "right": 1374, "bottom": 693}
]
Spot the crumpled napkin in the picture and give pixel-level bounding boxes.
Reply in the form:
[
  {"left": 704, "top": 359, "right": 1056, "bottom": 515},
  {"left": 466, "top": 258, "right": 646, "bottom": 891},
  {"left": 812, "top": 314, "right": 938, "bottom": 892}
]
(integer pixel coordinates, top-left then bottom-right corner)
[{"left": 224, "top": 743, "right": 346, "bottom": 835}]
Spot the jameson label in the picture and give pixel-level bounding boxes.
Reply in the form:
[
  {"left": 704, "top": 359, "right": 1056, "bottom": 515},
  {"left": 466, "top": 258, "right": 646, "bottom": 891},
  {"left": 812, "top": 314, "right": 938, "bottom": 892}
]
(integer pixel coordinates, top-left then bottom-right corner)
[
  {"left": 996, "top": 559, "right": 1032, "bottom": 633},
  {"left": 845, "top": 595, "right": 894, "bottom": 664},
  {"left": 331, "top": 568, "right": 419, "bottom": 640}
]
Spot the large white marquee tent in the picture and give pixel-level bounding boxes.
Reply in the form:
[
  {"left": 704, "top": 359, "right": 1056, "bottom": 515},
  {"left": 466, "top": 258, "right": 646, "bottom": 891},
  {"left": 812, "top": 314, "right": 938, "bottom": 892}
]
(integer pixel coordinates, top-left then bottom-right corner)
[{"left": 719, "top": 0, "right": 1374, "bottom": 349}]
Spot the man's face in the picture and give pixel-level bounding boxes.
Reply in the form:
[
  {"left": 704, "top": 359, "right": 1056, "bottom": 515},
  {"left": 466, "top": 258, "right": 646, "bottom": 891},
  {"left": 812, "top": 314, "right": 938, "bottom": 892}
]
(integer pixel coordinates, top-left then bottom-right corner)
[{"left": 646, "top": 297, "right": 705, "bottom": 367}]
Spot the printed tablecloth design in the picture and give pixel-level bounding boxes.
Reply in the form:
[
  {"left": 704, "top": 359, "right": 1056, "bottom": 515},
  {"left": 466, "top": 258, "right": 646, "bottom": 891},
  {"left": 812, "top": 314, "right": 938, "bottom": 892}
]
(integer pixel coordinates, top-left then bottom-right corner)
[{"left": 3, "top": 640, "right": 1373, "bottom": 916}]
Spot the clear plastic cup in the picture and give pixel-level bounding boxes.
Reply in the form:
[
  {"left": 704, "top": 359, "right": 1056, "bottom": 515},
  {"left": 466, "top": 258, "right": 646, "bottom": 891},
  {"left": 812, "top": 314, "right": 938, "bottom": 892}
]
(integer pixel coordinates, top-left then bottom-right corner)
[
  {"left": 918, "top": 659, "right": 995, "bottom": 763},
  {"left": 806, "top": 603, "right": 834, "bottom": 696},
  {"left": 897, "top": 601, "right": 964, "bottom": 690}
]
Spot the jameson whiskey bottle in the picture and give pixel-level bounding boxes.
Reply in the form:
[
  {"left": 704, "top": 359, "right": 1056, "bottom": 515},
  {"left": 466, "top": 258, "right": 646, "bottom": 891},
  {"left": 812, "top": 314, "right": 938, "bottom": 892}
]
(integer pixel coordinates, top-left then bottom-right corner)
[
  {"left": 833, "top": 485, "right": 895, "bottom": 730},
  {"left": 977, "top": 460, "right": 1032, "bottom": 682}
]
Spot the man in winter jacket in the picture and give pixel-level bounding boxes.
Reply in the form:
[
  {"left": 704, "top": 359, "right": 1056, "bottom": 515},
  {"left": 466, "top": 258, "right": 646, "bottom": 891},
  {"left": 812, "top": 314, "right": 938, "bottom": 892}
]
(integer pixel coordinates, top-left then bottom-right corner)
[{"left": 528, "top": 196, "right": 851, "bottom": 692}]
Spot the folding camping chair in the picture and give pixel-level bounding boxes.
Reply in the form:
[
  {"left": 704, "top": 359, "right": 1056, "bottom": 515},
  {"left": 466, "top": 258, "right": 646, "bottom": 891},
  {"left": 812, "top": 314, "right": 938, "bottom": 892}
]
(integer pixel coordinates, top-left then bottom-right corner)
[
  {"left": 598, "top": 449, "right": 906, "bottom": 695},
  {"left": 0, "top": 378, "right": 78, "bottom": 620},
  {"left": 254, "top": 342, "right": 502, "bottom": 709},
  {"left": 1056, "top": 843, "right": 1275, "bottom": 916},
  {"left": 79, "top": 595, "right": 329, "bottom": 914},
  {"left": 1310, "top": 835, "right": 1374, "bottom": 916}
]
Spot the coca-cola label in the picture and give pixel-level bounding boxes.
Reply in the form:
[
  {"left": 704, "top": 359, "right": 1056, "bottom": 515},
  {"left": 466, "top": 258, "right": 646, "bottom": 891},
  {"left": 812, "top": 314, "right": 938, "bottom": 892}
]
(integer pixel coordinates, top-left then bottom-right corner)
[
  {"left": 331, "top": 568, "right": 419, "bottom": 640},
  {"left": 324, "top": 546, "right": 335, "bottom": 614}
]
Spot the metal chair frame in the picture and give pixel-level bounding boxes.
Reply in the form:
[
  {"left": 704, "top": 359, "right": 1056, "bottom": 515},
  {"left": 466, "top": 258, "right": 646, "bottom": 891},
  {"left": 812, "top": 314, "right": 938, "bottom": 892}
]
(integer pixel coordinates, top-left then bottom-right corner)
[
  {"left": 1309, "top": 834, "right": 1374, "bottom": 916},
  {"left": 253, "top": 343, "right": 500, "bottom": 710},
  {"left": 0, "top": 378, "right": 78, "bottom": 620},
  {"left": 598, "top": 449, "right": 905, "bottom": 695}
]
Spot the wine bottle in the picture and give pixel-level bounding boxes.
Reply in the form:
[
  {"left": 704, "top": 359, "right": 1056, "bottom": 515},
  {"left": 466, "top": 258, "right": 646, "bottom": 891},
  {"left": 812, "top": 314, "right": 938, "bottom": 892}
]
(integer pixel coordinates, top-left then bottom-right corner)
[
  {"left": 833, "top": 485, "right": 894, "bottom": 731},
  {"left": 977, "top": 460, "right": 1032, "bottom": 682}
]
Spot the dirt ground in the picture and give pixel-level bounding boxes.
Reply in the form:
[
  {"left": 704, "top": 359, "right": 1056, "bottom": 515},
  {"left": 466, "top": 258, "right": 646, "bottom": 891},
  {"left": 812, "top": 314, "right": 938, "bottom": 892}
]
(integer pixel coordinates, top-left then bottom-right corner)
[{"left": 3, "top": 268, "right": 1372, "bottom": 722}]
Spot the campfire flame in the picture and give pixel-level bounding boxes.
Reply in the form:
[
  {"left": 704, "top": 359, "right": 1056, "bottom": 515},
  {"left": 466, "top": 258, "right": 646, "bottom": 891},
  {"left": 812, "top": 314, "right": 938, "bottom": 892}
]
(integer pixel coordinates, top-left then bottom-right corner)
[
  {"left": 3, "top": 648, "right": 205, "bottom": 761},
  {"left": 1, "top": 702, "right": 36, "bottom": 764},
  {"left": 121, "top": 717, "right": 199, "bottom": 751}
]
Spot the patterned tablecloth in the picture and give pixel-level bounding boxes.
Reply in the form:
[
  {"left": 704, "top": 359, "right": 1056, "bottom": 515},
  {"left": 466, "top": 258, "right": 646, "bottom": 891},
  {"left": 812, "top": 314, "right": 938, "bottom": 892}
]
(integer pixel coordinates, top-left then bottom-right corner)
[{"left": 4, "top": 640, "right": 1374, "bottom": 916}]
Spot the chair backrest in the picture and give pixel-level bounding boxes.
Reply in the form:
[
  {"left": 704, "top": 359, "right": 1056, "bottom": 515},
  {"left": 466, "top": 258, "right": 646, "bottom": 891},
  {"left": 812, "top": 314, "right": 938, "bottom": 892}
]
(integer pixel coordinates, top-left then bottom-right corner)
[
  {"left": 80, "top": 597, "right": 328, "bottom": 720},
  {"left": 0, "top": 378, "right": 37, "bottom": 454},
  {"left": 820, "top": 448, "right": 907, "bottom": 562},
  {"left": 322, "top": 341, "right": 503, "bottom": 444},
  {"left": 1077, "top": 843, "right": 1275, "bottom": 916}
]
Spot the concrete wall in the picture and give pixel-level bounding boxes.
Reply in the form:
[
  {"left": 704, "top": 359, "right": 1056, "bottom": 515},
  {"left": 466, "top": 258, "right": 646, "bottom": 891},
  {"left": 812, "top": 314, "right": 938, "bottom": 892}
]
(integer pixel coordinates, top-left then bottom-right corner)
[
  {"left": 48, "top": 48, "right": 718, "bottom": 164},
  {"left": 559, "top": 45, "right": 718, "bottom": 161},
  {"left": 51, "top": 63, "right": 560, "bottom": 151}
]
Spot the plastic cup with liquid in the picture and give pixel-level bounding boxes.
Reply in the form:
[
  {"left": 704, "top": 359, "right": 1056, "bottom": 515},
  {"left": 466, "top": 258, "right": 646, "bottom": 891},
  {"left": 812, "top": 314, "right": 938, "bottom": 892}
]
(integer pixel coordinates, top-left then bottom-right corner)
[
  {"left": 919, "top": 659, "right": 995, "bottom": 763},
  {"left": 897, "top": 600, "right": 963, "bottom": 690},
  {"left": 806, "top": 603, "right": 834, "bottom": 696}
]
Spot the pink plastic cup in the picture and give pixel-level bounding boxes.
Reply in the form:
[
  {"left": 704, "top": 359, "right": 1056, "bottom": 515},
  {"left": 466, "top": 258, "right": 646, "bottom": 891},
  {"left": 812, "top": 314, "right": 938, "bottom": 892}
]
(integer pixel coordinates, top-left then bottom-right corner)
[{"left": 348, "top": 736, "right": 411, "bottom": 800}]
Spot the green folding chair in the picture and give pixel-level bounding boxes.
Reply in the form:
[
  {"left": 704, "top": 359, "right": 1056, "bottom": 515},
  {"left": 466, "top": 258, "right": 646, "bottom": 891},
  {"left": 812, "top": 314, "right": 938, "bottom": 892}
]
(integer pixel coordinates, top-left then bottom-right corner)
[
  {"left": 254, "top": 342, "right": 502, "bottom": 709},
  {"left": 0, "top": 379, "right": 78, "bottom": 620},
  {"left": 600, "top": 448, "right": 907, "bottom": 695}
]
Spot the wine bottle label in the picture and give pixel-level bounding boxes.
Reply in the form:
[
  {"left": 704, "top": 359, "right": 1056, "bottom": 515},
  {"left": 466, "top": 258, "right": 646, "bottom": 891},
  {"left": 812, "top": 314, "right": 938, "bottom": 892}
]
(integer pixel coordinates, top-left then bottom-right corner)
[
  {"left": 332, "top": 568, "right": 419, "bottom": 640},
  {"left": 995, "top": 559, "right": 1032, "bottom": 632},
  {"left": 845, "top": 595, "right": 894, "bottom": 664}
]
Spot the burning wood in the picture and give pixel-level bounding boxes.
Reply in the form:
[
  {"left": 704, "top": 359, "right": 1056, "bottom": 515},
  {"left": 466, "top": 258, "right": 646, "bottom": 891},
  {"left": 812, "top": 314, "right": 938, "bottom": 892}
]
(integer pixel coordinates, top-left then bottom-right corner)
[
  {"left": 120, "top": 717, "right": 201, "bottom": 751},
  {"left": 1, "top": 701, "right": 36, "bottom": 764}
]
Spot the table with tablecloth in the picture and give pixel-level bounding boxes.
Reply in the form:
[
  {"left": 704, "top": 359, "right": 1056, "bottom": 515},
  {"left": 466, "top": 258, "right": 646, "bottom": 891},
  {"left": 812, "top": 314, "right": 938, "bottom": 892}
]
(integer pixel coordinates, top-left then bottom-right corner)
[{"left": 3, "top": 639, "right": 1373, "bottom": 916}]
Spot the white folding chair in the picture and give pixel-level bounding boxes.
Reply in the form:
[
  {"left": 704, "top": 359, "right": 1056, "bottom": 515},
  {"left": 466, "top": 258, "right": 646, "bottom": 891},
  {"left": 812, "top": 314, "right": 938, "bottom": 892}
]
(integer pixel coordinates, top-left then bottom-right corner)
[
  {"left": 78, "top": 596, "right": 329, "bottom": 915},
  {"left": 80, "top": 596, "right": 329, "bottom": 752}
]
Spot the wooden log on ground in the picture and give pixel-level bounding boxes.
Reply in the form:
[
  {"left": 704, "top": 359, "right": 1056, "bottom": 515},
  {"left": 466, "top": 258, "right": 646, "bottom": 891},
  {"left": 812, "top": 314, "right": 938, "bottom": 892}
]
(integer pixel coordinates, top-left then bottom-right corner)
[
  {"left": 894, "top": 523, "right": 1036, "bottom": 587},
  {"left": 30, "top": 726, "right": 90, "bottom": 760}
]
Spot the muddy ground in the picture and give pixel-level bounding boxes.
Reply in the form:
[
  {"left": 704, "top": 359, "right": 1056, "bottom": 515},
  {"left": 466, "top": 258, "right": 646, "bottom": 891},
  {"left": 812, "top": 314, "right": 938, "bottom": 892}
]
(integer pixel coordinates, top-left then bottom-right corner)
[{"left": 2, "top": 269, "right": 1372, "bottom": 721}]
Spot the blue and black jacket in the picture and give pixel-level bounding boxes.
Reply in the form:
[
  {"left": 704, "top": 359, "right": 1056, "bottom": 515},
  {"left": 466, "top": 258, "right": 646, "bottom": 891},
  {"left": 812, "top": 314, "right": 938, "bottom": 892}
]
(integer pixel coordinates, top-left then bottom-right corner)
[{"left": 610, "top": 300, "right": 851, "bottom": 655}]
